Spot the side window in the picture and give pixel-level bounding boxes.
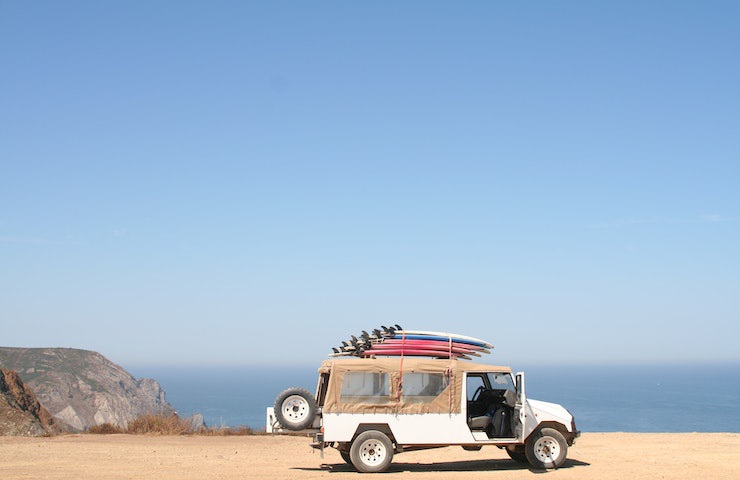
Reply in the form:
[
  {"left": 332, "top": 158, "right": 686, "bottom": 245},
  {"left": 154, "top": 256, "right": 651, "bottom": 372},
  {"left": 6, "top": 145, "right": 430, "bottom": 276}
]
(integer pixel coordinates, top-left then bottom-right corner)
[
  {"left": 340, "top": 372, "right": 391, "bottom": 404},
  {"left": 467, "top": 374, "right": 486, "bottom": 401},
  {"left": 488, "top": 373, "right": 515, "bottom": 392},
  {"left": 401, "top": 372, "right": 449, "bottom": 404},
  {"left": 316, "top": 373, "right": 330, "bottom": 407}
]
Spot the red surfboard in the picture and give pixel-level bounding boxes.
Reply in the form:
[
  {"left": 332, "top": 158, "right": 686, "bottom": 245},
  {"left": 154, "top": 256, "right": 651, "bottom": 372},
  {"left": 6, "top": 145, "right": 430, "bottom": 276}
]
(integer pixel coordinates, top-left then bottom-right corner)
[
  {"left": 362, "top": 345, "right": 473, "bottom": 357},
  {"left": 374, "top": 338, "right": 488, "bottom": 354},
  {"left": 361, "top": 348, "right": 472, "bottom": 359},
  {"left": 369, "top": 341, "right": 483, "bottom": 356}
]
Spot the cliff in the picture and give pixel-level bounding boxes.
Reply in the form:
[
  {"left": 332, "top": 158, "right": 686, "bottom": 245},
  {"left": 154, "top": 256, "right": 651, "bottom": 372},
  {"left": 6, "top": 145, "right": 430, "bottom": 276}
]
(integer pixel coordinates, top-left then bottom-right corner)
[
  {"left": 0, "top": 368, "right": 59, "bottom": 436},
  {"left": 0, "top": 347, "right": 176, "bottom": 431}
]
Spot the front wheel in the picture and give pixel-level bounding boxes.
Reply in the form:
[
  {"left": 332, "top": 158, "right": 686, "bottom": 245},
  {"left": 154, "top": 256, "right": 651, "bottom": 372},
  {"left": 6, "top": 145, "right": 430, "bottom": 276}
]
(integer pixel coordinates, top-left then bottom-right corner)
[
  {"left": 525, "top": 427, "right": 568, "bottom": 469},
  {"left": 350, "top": 430, "right": 394, "bottom": 473},
  {"left": 506, "top": 445, "right": 528, "bottom": 463}
]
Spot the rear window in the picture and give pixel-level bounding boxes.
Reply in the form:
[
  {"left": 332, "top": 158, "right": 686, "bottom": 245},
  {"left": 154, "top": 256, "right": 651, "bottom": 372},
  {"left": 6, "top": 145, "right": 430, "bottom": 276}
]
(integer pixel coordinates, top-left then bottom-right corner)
[{"left": 340, "top": 372, "right": 391, "bottom": 404}]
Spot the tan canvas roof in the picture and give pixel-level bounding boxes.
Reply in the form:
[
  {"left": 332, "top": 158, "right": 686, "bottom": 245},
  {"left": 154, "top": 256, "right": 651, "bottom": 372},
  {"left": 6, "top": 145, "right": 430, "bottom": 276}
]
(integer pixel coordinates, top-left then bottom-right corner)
[
  {"left": 319, "top": 357, "right": 512, "bottom": 415},
  {"left": 319, "top": 357, "right": 511, "bottom": 374}
]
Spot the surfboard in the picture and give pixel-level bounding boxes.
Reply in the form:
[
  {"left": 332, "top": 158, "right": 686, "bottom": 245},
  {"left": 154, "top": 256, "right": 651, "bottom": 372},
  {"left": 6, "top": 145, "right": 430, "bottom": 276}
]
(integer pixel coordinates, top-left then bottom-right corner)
[
  {"left": 329, "top": 325, "right": 493, "bottom": 358},
  {"left": 365, "top": 344, "right": 482, "bottom": 357},
  {"left": 374, "top": 339, "right": 486, "bottom": 355},
  {"left": 331, "top": 344, "right": 473, "bottom": 359},
  {"left": 387, "top": 330, "right": 493, "bottom": 349},
  {"left": 361, "top": 348, "right": 472, "bottom": 360}
]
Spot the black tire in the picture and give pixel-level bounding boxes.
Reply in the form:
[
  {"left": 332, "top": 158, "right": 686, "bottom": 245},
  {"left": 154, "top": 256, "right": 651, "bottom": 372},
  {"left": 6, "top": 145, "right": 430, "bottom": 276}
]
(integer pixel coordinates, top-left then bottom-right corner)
[
  {"left": 525, "top": 427, "right": 568, "bottom": 469},
  {"left": 462, "top": 445, "right": 482, "bottom": 451},
  {"left": 273, "top": 387, "right": 316, "bottom": 431},
  {"left": 506, "top": 445, "right": 528, "bottom": 463},
  {"left": 349, "top": 430, "right": 394, "bottom": 473},
  {"left": 339, "top": 450, "right": 352, "bottom": 464}
]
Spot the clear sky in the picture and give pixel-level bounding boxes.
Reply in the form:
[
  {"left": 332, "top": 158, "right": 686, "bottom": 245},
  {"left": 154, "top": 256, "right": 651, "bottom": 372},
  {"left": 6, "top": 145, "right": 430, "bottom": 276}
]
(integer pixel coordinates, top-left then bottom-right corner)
[{"left": 1, "top": 1, "right": 738, "bottom": 368}]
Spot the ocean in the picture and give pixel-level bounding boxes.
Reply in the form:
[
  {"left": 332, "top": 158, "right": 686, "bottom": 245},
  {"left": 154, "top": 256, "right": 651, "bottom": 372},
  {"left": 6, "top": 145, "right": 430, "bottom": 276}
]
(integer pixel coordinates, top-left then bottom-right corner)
[{"left": 127, "top": 362, "right": 740, "bottom": 433}]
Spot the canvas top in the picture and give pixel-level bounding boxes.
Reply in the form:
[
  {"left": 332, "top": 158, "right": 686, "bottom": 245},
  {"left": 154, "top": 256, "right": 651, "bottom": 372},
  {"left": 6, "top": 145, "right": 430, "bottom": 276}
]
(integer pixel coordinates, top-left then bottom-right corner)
[
  {"left": 319, "top": 357, "right": 510, "bottom": 374},
  {"left": 318, "top": 357, "right": 512, "bottom": 415}
]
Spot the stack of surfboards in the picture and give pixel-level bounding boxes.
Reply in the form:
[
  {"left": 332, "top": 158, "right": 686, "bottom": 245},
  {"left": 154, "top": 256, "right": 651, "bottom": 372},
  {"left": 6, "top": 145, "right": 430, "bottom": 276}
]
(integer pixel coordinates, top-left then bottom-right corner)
[{"left": 330, "top": 325, "right": 492, "bottom": 359}]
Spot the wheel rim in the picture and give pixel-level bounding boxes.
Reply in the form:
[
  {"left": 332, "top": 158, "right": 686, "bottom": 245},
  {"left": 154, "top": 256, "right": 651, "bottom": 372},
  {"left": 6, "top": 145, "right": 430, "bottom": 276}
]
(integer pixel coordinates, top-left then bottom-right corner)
[
  {"left": 533, "top": 435, "right": 561, "bottom": 464},
  {"left": 358, "top": 438, "right": 387, "bottom": 466},
  {"left": 281, "top": 395, "right": 309, "bottom": 423}
]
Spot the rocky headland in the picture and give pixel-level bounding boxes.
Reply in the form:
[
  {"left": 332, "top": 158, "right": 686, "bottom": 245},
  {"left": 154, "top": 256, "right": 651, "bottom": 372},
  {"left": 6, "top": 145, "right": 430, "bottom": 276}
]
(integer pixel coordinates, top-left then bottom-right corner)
[{"left": 0, "top": 347, "right": 176, "bottom": 432}]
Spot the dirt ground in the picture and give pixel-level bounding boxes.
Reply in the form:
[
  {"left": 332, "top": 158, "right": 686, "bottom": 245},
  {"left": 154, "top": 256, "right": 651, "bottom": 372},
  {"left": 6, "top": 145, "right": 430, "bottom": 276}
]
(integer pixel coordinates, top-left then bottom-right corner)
[{"left": 1, "top": 433, "right": 739, "bottom": 480}]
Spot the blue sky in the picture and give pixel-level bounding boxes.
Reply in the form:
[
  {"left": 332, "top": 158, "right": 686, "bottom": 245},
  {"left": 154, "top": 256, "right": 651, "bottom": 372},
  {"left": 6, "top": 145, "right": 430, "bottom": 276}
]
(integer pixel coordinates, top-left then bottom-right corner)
[{"left": 1, "top": 1, "right": 738, "bottom": 367}]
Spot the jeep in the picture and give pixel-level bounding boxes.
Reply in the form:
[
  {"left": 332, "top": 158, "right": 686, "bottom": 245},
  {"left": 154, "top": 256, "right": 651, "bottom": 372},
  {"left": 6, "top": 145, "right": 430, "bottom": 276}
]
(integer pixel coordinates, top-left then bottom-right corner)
[{"left": 268, "top": 357, "right": 579, "bottom": 473}]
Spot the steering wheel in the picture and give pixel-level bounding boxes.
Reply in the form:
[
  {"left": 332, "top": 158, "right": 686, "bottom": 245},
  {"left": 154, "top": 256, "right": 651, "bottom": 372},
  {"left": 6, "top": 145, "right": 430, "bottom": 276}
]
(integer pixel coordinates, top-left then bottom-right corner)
[{"left": 471, "top": 385, "right": 486, "bottom": 402}]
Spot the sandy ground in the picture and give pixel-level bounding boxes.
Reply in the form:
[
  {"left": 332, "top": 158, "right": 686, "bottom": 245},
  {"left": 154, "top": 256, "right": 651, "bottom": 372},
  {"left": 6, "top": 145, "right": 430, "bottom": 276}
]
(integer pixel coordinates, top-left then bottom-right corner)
[{"left": 1, "top": 433, "right": 739, "bottom": 479}]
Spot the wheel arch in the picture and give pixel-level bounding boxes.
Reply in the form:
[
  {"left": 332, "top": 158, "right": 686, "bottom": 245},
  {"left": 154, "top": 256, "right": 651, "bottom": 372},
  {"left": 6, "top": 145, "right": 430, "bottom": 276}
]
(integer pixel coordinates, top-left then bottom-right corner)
[
  {"left": 352, "top": 423, "right": 397, "bottom": 445},
  {"left": 526, "top": 421, "right": 576, "bottom": 445}
]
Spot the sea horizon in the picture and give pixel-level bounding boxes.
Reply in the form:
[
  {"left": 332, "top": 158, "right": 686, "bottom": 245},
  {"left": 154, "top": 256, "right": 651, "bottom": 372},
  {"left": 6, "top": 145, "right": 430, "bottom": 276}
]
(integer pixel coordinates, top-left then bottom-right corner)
[{"left": 127, "top": 361, "right": 740, "bottom": 433}]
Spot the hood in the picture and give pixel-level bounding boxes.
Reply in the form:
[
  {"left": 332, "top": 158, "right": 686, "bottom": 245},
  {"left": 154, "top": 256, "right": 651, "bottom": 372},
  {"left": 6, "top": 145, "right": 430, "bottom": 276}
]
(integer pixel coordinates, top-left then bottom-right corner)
[{"left": 528, "top": 398, "right": 573, "bottom": 425}]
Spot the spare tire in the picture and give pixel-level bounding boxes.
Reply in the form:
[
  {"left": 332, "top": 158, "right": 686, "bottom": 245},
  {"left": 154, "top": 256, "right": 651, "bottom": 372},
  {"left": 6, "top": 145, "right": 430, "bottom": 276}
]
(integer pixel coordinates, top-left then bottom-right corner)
[{"left": 273, "top": 387, "right": 317, "bottom": 431}]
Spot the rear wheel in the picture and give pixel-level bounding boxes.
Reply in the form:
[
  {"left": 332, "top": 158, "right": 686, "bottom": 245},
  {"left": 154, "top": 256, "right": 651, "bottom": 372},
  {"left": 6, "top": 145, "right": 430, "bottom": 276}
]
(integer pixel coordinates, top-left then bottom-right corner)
[
  {"left": 273, "top": 387, "right": 316, "bottom": 431},
  {"left": 350, "top": 430, "right": 394, "bottom": 473},
  {"left": 339, "top": 450, "right": 352, "bottom": 464},
  {"left": 525, "top": 427, "right": 568, "bottom": 469}
]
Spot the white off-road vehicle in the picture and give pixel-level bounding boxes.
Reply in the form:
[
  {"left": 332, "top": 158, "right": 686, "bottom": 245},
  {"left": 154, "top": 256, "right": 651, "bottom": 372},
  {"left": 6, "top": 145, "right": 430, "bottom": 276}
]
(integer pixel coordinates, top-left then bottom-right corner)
[{"left": 267, "top": 357, "right": 579, "bottom": 473}]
